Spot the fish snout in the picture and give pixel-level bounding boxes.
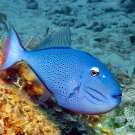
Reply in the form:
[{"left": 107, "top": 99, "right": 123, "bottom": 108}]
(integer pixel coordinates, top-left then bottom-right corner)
[{"left": 111, "top": 85, "right": 122, "bottom": 102}]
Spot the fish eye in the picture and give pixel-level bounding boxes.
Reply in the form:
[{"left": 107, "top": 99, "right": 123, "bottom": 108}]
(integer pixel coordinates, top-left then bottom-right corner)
[{"left": 90, "top": 67, "right": 99, "bottom": 76}]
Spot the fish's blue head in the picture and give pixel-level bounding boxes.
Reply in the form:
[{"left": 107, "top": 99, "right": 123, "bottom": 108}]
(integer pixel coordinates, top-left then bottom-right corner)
[{"left": 64, "top": 52, "right": 122, "bottom": 114}]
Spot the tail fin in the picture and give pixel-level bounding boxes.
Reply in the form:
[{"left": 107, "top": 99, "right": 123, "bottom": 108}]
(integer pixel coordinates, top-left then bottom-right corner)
[{"left": 0, "top": 26, "right": 25, "bottom": 70}]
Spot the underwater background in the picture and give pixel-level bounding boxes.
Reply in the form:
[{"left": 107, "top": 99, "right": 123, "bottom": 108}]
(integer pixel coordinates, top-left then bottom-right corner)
[{"left": 0, "top": 0, "right": 135, "bottom": 135}]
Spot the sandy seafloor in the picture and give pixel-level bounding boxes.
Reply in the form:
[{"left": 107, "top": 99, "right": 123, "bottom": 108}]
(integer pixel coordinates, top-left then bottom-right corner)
[{"left": 0, "top": 0, "right": 135, "bottom": 135}]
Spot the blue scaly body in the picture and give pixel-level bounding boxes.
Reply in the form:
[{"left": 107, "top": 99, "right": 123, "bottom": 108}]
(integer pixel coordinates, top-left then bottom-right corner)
[{"left": 0, "top": 26, "right": 122, "bottom": 114}]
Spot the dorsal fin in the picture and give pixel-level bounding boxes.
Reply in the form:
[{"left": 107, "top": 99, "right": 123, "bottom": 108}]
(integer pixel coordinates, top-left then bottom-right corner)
[{"left": 33, "top": 26, "right": 71, "bottom": 50}]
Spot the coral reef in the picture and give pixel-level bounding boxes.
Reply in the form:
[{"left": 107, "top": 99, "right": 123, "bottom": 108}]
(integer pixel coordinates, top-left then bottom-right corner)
[{"left": 0, "top": 75, "right": 60, "bottom": 135}]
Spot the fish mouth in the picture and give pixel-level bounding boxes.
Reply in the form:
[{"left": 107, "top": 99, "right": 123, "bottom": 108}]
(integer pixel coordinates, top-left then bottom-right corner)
[{"left": 113, "top": 93, "right": 122, "bottom": 99}]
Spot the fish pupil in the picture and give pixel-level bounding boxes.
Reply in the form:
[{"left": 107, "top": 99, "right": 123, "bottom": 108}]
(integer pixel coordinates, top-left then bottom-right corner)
[{"left": 90, "top": 70, "right": 98, "bottom": 76}]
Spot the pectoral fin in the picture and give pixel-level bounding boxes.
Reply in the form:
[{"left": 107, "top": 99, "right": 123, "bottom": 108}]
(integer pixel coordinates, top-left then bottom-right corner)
[{"left": 18, "top": 62, "right": 51, "bottom": 103}]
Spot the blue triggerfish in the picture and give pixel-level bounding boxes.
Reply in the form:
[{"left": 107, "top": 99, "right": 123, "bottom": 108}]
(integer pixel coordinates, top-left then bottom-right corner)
[{"left": 0, "top": 26, "right": 122, "bottom": 114}]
